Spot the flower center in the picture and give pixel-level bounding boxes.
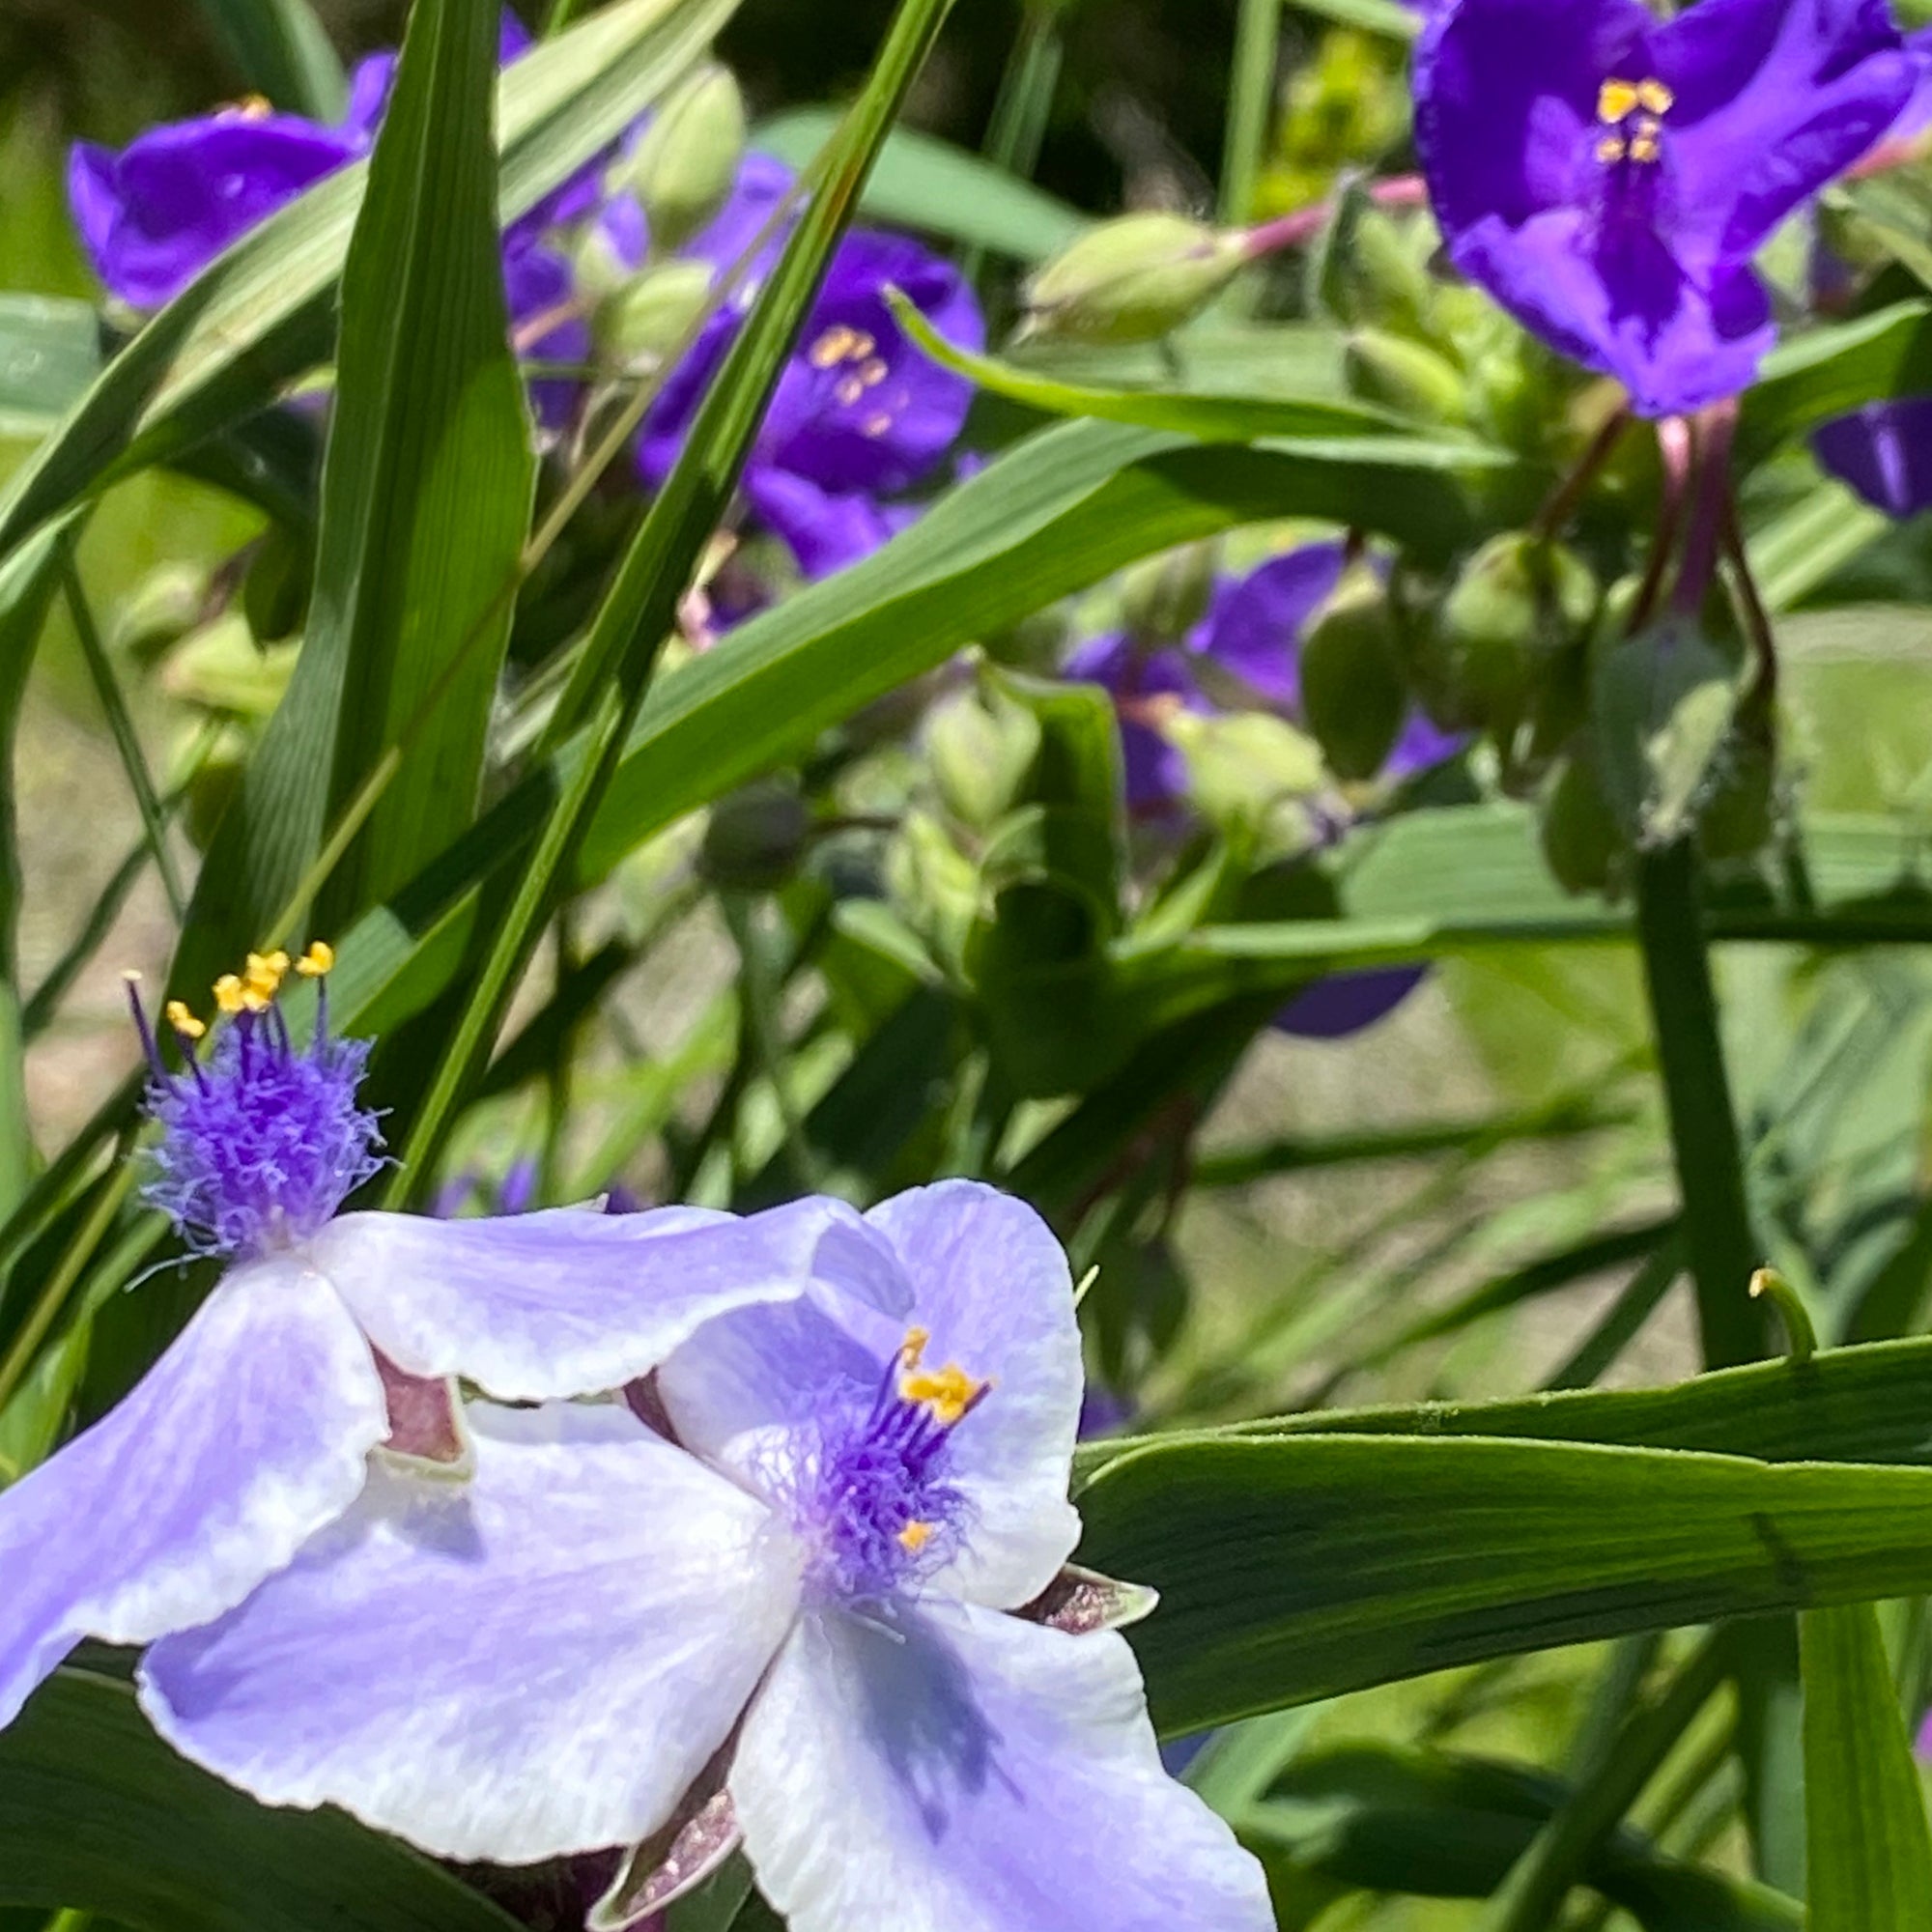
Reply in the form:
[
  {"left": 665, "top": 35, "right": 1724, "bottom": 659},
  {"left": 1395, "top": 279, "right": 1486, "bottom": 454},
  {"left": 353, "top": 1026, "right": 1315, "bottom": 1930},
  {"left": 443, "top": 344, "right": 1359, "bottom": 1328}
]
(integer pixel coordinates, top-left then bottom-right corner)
[
  {"left": 1594, "top": 74, "right": 1674, "bottom": 169},
  {"left": 795, "top": 1327, "right": 990, "bottom": 1604},
  {"left": 805, "top": 321, "right": 898, "bottom": 440},
  {"left": 128, "top": 941, "right": 384, "bottom": 1261}
]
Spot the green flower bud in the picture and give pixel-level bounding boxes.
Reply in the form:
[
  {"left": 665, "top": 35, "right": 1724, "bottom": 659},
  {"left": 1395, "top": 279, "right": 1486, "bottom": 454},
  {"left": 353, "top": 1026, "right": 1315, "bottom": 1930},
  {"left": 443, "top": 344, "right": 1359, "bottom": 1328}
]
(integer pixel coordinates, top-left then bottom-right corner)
[
  {"left": 1697, "top": 723, "right": 1777, "bottom": 865},
  {"left": 1540, "top": 748, "right": 1624, "bottom": 896},
  {"left": 1345, "top": 208, "right": 1436, "bottom": 338},
  {"left": 158, "top": 611, "right": 299, "bottom": 720},
  {"left": 1429, "top": 532, "right": 1597, "bottom": 748},
  {"left": 596, "top": 258, "right": 714, "bottom": 371},
  {"left": 1166, "top": 708, "right": 1324, "bottom": 838},
  {"left": 1297, "top": 562, "right": 1408, "bottom": 781},
  {"left": 1344, "top": 328, "right": 1469, "bottom": 426},
  {"left": 699, "top": 780, "right": 810, "bottom": 891},
  {"left": 1019, "top": 213, "right": 1247, "bottom": 347},
  {"left": 617, "top": 64, "right": 746, "bottom": 253},
  {"left": 112, "top": 562, "right": 212, "bottom": 665},
  {"left": 1119, "top": 542, "right": 1218, "bottom": 648},
  {"left": 924, "top": 686, "right": 1042, "bottom": 832}
]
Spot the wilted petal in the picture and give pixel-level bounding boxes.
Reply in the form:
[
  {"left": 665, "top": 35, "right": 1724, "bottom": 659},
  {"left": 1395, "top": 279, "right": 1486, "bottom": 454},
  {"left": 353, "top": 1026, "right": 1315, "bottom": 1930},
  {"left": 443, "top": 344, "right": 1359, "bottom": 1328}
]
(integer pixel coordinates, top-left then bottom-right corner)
[
  {"left": 730, "top": 1600, "right": 1272, "bottom": 1932},
  {"left": 312, "top": 1195, "right": 900, "bottom": 1402},
  {"left": 141, "top": 1403, "right": 801, "bottom": 1864},
  {"left": 0, "top": 1257, "right": 384, "bottom": 1727},
  {"left": 863, "top": 1181, "right": 1083, "bottom": 1609}
]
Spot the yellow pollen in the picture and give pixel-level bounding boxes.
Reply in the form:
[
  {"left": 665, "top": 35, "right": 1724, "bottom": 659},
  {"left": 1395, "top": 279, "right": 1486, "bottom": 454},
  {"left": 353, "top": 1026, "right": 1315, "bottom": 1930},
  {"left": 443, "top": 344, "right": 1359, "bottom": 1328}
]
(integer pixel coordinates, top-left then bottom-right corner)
[
  {"left": 1629, "top": 132, "right": 1661, "bottom": 163},
  {"left": 1596, "top": 134, "right": 1629, "bottom": 163},
  {"left": 230, "top": 93, "right": 273, "bottom": 120},
  {"left": 859, "top": 356, "right": 889, "bottom": 387},
  {"left": 861, "top": 412, "right": 895, "bottom": 438},
  {"left": 809, "top": 326, "right": 856, "bottom": 368},
  {"left": 900, "top": 1326, "right": 930, "bottom": 1367},
  {"left": 902, "top": 1362, "right": 986, "bottom": 1428},
  {"left": 835, "top": 374, "right": 867, "bottom": 407},
  {"left": 164, "top": 999, "right": 206, "bottom": 1040},
  {"left": 1597, "top": 78, "right": 1641, "bottom": 124},
  {"left": 848, "top": 329, "right": 876, "bottom": 359},
  {"left": 296, "top": 939, "right": 335, "bottom": 978},
  {"left": 213, "top": 974, "right": 246, "bottom": 1015},
  {"left": 897, "top": 1520, "right": 935, "bottom": 1552},
  {"left": 1636, "top": 78, "right": 1674, "bottom": 115}
]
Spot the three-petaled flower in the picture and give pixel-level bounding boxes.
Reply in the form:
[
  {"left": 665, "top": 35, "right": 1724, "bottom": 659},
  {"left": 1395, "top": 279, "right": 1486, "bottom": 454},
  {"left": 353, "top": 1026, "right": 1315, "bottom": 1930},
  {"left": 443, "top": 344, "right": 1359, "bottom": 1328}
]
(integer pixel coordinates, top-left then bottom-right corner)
[
  {"left": 0, "top": 947, "right": 895, "bottom": 1733},
  {"left": 139, "top": 1181, "right": 1272, "bottom": 1932},
  {"left": 1414, "top": 0, "right": 1916, "bottom": 415}
]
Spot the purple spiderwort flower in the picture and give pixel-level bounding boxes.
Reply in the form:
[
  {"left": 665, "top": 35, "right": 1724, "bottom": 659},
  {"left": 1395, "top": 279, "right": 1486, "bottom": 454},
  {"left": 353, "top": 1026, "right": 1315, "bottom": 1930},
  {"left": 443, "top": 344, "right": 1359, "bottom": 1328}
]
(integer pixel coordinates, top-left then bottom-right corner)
[
  {"left": 139, "top": 1181, "right": 1272, "bottom": 1932},
  {"left": 632, "top": 163, "right": 984, "bottom": 580},
  {"left": 1811, "top": 397, "right": 1932, "bottom": 518},
  {"left": 0, "top": 945, "right": 901, "bottom": 1734},
  {"left": 1414, "top": 0, "right": 1915, "bottom": 416}
]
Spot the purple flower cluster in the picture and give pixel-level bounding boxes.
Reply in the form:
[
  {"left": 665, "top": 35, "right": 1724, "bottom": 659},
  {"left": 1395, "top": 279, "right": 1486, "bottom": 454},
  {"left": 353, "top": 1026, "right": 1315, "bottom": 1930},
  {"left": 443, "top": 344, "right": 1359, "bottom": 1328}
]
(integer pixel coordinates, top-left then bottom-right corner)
[{"left": 1414, "top": 0, "right": 1918, "bottom": 415}]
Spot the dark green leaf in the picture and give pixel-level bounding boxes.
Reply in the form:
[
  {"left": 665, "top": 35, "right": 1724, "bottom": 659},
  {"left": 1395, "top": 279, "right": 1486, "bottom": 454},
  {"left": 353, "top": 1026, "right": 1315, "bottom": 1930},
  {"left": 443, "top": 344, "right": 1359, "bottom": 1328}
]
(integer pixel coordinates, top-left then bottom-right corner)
[
  {"left": 1802, "top": 1603, "right": 1932, "bottom": 1930},
  {"left": 193, "top": 0, "right": 347, "bottom": 121},
  {"left": 0, "top": 1669, "right": 521, "bottom": 1932}
]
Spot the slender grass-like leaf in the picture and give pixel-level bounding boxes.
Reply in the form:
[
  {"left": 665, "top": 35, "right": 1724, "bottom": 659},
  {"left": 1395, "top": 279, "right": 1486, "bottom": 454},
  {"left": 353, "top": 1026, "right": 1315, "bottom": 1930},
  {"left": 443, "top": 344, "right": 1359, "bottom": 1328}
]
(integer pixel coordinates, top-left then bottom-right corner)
[
  {"left": 1802, "top": 1603, "right": 1932, "bottom": 1931},
  {"left": 193, "top": 0, "right": 347, "bottom": 121},
  {"left": 175, "top": 0, "right": 535, "bottom": 992},
  {"left": 1077, "top": 1432, "right": 1932, "bottom": 1733}
]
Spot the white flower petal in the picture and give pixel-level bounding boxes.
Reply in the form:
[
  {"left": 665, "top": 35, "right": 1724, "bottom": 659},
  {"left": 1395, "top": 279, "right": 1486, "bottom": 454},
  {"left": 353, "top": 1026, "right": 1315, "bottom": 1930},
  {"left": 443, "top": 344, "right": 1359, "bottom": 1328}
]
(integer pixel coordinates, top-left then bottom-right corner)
[{"left": 140, "top": 1401, "right": 802, "bottom": 1864}]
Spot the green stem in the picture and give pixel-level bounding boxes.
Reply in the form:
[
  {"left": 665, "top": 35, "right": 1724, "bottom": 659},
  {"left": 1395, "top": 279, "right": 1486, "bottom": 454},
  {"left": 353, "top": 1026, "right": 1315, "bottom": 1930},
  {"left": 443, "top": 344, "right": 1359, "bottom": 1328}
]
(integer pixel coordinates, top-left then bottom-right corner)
[
  {"left": 1220, "top": 0, "right": 1282, "bottom": 224},
  {"left": 1632, "top": 838, "right": 1763, "bottom": 1369},
  {"left": 61, "top": 551, "right": 185, "bottom": 922},
  {"left": 961, "top": 6, "right": 1063, "bottom": 292},
  {"left": 1480, "top": 1635, "right": 1726, "bottom": 1932}
]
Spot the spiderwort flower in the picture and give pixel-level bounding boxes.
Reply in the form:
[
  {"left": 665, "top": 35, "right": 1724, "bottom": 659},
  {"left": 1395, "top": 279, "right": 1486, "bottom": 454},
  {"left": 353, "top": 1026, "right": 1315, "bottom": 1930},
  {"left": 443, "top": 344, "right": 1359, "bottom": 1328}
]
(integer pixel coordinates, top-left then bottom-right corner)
[
  {"left": 1414, "top": 0, "right": 1915, "bottom": 415},
  {"left": 0, "top": 944, "right": 901, "bottom": 1733},
  {"left": 140, "top": 1181, "right": 1271, "bottom": 1932},
  {"left": 636, "top": 208, "right": 984, "bottom": 579}
]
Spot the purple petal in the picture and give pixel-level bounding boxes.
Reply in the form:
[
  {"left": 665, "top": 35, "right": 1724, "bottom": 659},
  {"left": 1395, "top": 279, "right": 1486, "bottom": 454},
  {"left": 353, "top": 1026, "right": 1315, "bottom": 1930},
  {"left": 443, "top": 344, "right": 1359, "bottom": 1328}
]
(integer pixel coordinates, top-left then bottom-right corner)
[
  {"left": 1063, "top": 632, "right": 1199, "bottom": 815},
  {"left": 141, "top": 1402, "right": 799, "bottom": 1864},
  {"left": 1192, "top": 544, "right": 1348, "bottom": 708},
  {"left": 0, "top": 1259, "right": 384, "bottom": 1727},
  {"left": 1273, "top": 965, "right": 1430, "bottom": 1039},
  {"left": 1386, "top": 707, "right": 1469, "bottom": 778},
  {"left": 683, "top": 151, "right": 798, "bottom": 278},
  {"left": 1655, "top": 0, "right": 1913, "bottom": 264},
  {"left": 342, "top": 52, "right": 398, "bottom": 138},
  {"left": 743, "top": 467, "right": 898, "bottom": 579},
  {"left": 67, "top": 112, "right": 361, "bottom": 308},
  {"left": 1812, "top": 397, "right": 1932, "bottom": 518},
  {"left": 729, "top": 1600, "right": 1273, "bottom": 1932},
  {"left": 504, "top": 240, "right": 592, "bottom": 429},
  {"left": 310, "top": 1196, "right": 907, "bottom": 1404}
]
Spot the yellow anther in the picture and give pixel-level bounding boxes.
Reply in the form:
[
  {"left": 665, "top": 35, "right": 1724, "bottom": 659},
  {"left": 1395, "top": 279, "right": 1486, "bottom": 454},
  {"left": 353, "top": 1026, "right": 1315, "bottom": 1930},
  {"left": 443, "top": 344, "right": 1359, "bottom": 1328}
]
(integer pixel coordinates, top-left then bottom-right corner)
[
  {"left": 229, "top": 93, "right": 273, "bottom": 120},
  {"left": 900, "top": 1326, "right": 931, "bottom": 1367},
  {"left": 1598, "top": 78, "right": 1640, "bottom": 124},
  {"left": 848, "top": 329, "right": 876, "bottom": 359},
  {"left": 902, "top": 1362, "right": 985, "bottom": 1428},
  {"left": 164, "top": 1000, "right": 206, "bottom": 1041},
  {"left": 1629, "top": 132, "right": 1661, "bottom": 163},
  {"left": 1636, "top": 78, "right": 1674, "bottom": 115},
  {"left": 862, "top": 412, "right": 895, "bottom": 439},
  {"left": 1596, "top": 134, "right": 1629, "bottom": 163},
  {"left": 859, "top": 357, "right": 889, "bottom": 387},
  {"left": 213, "top": 974, "right": 246, "bottom": 1015},
  {"left": 835, "top": 374, "right": 867, "bottom": 407},
  {"left": 809, "top": 326, "right": 858, "bottom": 369},
  {"left": 897, "top": 1520, "right": 935, "bottom": 1553},
  {"left": 296, "top": 940, "right": 335, "bottom": 978}
]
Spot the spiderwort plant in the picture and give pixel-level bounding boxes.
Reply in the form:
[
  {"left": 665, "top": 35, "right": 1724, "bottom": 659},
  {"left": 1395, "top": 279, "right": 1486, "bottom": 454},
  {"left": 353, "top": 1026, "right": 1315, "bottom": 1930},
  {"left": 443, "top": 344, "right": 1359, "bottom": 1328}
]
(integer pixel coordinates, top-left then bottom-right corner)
[
  {"left": 0, "top": 944, "right": 904, "bottom": 1732},
  {"left": 1413, "top": 0, "right": 1916, "bottom": 415},
  {"left": 139, "top": 1181, "right": 1272, "bottom": 1932}
]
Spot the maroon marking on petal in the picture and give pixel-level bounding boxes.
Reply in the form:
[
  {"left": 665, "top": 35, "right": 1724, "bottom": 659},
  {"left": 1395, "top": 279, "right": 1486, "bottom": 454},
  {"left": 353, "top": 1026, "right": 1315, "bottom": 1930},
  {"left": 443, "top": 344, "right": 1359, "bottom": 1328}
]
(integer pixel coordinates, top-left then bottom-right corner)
[
  {"left": 589, "top": 1785, "right": 741, "bottom": 1930},
  {"left": 372, "top": 1349, "right": 467, "bottom": 1465},
  {"left": 1020, "top": 1562, "right": 1160, "bottom": 1635},
  {"left": 624, "top": 1372, "right": 679, "bottom": 1443}
]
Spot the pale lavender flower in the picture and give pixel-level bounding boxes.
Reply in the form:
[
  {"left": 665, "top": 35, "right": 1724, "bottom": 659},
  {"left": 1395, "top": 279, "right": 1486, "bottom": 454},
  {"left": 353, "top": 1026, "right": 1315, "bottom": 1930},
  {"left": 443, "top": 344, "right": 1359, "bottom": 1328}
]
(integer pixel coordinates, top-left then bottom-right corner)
[
  {"left": 139, "top": 1181, "right": 1271, "bottom": 1932},
  {"left": 0, "top": 951, "right": 895, "bottom": 1733}
]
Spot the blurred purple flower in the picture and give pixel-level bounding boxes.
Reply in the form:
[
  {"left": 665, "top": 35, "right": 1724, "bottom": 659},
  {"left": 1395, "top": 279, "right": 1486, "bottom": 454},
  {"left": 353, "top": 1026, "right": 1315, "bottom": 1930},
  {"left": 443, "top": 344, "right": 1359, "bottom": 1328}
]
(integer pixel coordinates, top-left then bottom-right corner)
[
  {"left": 141, "top": 1181, "right": 1272, "bottom": 1932},
  {"left": 637, "top": 213, "right": 983, "bottom": 579},
  {"left": 1061, "top": 633, "right": 1203, "bottom": 815},
  {"left": 0, "top": 955, "right": 884, "bottom": 1740},
  {"left": 1811, "top": 397, "right": 1932, "bottom": 518},
  {"left": 1414, "top": 0, "right": 1914, "bottom": 415}
]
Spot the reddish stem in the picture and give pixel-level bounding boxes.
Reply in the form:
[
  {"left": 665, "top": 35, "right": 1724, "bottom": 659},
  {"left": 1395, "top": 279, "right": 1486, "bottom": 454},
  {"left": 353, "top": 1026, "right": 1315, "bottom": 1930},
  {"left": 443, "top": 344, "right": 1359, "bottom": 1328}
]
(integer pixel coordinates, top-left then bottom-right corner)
[
  {"left": 1241, "top": 174, "right": 1430, "bottom": 259},
  {"left": 1630, "top": 415, "right": 1693, "bottom": 634}
]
